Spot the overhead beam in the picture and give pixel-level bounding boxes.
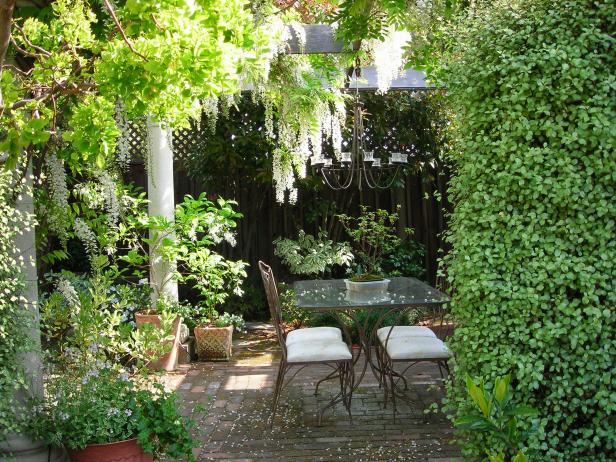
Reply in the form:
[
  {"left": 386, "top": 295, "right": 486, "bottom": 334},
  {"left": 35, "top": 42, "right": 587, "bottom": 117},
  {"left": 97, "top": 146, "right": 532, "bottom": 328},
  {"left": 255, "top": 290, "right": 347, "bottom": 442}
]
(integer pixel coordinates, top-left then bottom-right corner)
[
  {"left": 282, "top": 24, "right": 431, "bottom": 90},
  {"left": 346, "top": 66, "right": 433, "bottom": 90}
]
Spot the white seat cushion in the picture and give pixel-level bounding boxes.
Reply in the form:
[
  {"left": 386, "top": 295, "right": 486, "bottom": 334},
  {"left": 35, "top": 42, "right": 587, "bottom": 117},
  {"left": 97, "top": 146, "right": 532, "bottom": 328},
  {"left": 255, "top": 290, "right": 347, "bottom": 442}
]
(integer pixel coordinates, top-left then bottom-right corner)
[
  {"left": 286, "top": 340, "right": 352, "bottom": 363},
  {"left": 382, "top": 336, "right": 452, "bottom": 361},
  {"left": 376, "top": 326, "right": 436, "bottom": 343},
  {"left": 286, "top": 327, "right": 342, "bottom": 346}
]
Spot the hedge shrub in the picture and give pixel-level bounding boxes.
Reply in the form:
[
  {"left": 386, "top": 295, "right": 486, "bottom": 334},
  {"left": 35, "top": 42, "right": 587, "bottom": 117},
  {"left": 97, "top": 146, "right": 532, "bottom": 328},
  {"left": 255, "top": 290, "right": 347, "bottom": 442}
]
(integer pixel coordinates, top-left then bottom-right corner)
[{"left": 440, "top": 1, "right": 615, "bottom": 460}]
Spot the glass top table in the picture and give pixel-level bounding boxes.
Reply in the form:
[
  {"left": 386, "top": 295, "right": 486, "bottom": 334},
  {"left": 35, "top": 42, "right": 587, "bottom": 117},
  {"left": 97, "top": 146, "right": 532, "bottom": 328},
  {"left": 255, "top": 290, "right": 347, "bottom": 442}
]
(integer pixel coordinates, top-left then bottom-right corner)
[
  {"left": 293, "top": 277, "right": 450, "bottom": 391},
  {"left": 294, "top": 277, "right": 450, "bottom": 310}
]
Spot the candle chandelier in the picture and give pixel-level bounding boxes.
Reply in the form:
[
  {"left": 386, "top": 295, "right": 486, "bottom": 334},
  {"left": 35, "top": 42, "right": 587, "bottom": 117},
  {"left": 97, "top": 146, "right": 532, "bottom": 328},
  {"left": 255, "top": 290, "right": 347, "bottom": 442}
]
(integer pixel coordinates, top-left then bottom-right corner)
[{"left": 310, "top": 90, "right": 408, "bottom": 190}]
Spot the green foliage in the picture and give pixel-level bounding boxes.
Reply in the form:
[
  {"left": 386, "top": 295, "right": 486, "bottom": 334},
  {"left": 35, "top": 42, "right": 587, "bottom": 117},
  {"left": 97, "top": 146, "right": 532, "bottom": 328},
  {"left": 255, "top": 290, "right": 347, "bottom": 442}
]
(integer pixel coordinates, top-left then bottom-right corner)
[
  {"left": 338, "top": 206, "right": 410, "bottom": 276},
  {"left": 33, "top": 364, "right": 196, "bottom": 459},
  {"left": 333, "top": 0, "right": 410, "bottom": 42},
  {"left": 40, "top": 256, "right": 175, "bottom": 367},
  {"left": 382, "top": 239, "right": 425, "bottom": 278},
  {"left": 441, "top": 1, "right": 616, "bottom": 460},
  {"left": 274, "top": 230, "right": 354, "bottom": 277},
  {"left": 212, "top": 312, "right": 246, "bottom": 332},
  {"left": 278, "top": 283, "right": 311, "bottom": 328},
  {"left": 455, "top": 374, "right": 538, "bottom": 462}
]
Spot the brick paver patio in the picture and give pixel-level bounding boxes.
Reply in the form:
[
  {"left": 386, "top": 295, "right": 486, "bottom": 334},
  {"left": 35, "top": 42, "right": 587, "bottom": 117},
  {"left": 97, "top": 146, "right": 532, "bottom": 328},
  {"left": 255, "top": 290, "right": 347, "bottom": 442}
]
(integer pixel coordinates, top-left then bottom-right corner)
[{"left": 163, "top": 325, "right": 461, "bottom": 462}]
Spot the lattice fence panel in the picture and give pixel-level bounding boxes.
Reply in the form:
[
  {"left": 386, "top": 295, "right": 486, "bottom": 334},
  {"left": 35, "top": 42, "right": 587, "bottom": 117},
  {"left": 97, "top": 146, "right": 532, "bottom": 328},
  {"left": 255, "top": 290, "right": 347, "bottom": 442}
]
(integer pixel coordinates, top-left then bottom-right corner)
[{"left": 124, "top": 120, "right": 205, "bottom": 164}]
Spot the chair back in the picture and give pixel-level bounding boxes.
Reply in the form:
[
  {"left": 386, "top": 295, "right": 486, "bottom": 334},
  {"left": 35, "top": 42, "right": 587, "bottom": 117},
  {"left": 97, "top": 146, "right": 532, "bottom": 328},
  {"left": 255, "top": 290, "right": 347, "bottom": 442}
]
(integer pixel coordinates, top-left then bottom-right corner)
[{"left": 258, "top": 261, "right": 287, "bottom": 359}]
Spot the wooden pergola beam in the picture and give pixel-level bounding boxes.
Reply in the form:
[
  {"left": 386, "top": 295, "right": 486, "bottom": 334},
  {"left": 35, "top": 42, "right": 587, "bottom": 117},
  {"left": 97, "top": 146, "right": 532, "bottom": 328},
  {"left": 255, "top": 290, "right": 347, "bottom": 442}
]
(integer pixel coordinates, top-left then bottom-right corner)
[{"left": 284, "top": 24, "right": 431, "bottom": 90}]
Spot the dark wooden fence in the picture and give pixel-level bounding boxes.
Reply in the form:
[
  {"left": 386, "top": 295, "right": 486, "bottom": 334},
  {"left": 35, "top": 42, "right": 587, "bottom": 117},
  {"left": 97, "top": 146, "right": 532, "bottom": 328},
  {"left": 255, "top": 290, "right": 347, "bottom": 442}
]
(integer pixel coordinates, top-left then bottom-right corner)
[{"left": 127, "top": 159, "right": 451, "bottom": 286}]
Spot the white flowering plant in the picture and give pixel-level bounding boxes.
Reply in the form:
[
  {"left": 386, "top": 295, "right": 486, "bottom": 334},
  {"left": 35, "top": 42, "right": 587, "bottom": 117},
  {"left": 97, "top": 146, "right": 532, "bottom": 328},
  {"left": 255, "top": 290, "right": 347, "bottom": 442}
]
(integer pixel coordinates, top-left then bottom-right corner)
[
  {"left": 111, "top": 191, "right": 248, "bottom": 325},
  {"left": 31, "top": 361, "right": 196, "bottom": 459}
]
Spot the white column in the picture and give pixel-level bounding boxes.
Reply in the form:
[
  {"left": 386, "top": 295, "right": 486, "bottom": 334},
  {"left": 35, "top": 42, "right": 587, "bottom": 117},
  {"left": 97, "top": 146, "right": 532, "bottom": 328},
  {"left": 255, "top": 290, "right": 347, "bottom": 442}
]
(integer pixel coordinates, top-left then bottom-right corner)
[
  {"left": 146, "top": 118, "right": 178, "bottom": 304},
  {"left": 0, "top": 165, "right": 66, "bottom": 461}
]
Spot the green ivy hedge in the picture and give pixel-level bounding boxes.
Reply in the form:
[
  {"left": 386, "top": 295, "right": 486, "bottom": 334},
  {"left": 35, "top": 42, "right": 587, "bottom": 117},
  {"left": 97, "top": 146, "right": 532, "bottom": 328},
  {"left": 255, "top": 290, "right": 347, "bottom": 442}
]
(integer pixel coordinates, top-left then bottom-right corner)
[{"left": 440, "top": 0, "right": 615, "bottom": 460}]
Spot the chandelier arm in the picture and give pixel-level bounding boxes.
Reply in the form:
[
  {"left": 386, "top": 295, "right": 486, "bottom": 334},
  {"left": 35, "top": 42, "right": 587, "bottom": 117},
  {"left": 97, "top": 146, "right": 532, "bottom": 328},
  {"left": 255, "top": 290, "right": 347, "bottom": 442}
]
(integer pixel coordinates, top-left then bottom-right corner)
[
  {"left": 365, "top": 164, "right": 401, "bottom": 189},
  {"left": 321, "top": 166, "right": 354, "bottom": 190}
]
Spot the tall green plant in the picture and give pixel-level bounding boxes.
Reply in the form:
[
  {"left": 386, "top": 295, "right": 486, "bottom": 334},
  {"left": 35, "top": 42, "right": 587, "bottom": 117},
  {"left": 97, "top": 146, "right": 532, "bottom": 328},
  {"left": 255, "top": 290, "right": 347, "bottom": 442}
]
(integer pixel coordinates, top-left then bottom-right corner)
[
  {"left": 441, "top": 1, "right": 615, "bottom": 460},
  {"left": 338, "top": 206, "right": 410, "bottom": 277}
]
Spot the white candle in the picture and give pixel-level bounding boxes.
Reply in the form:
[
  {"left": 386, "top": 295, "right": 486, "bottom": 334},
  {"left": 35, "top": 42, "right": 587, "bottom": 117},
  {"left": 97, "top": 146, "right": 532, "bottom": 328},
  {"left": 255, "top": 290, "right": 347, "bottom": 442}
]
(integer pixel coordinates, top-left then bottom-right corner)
[
  {"left": 363, "top": 151, "right": 374, "bottom": 162},
  {"left": 372, "top": 158, "right": 381, "bottom": 167},
  {"left": 323, "top": 158, "right": 333, "bottom": 167},
  {"left": 341, "top": 152, "right": 352, "bottom": 163},
  {"left": 310, "top": 156, "right": 324, "bottom": 165}
]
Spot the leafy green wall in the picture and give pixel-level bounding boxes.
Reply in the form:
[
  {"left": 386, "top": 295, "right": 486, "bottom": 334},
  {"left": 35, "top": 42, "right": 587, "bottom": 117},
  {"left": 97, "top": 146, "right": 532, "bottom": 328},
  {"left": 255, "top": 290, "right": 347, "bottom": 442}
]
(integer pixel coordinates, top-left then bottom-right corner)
[{"left": 441, "top": 0, "right": 615, "bottom": 460}]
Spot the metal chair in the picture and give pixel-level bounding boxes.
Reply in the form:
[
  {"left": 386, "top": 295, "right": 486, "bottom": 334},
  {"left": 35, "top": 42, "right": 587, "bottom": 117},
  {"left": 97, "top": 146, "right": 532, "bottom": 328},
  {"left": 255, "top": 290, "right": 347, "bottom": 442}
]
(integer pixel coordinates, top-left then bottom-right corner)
[
  {"left": 375, "top": 276, "right": 453, "bottom": 416},
  {"left": 258, "top": 261, "right": 354, "bottom": 427}
]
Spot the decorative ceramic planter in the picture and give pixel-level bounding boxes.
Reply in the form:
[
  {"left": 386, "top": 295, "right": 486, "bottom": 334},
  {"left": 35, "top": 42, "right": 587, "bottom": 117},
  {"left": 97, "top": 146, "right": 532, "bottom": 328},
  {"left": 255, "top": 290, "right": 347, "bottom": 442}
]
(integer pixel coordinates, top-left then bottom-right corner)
[
  {"left": 68, "top": 438, "right": 152, "bottom": 462},
  {"left": 194, "top": 325, "right": 234, "bottom": 361},
  {"left": 344, "top": 278, "right": 391, "bottom": 294},
  {"left": 135, "top": 312, "right": 182, "bottom": 371}
]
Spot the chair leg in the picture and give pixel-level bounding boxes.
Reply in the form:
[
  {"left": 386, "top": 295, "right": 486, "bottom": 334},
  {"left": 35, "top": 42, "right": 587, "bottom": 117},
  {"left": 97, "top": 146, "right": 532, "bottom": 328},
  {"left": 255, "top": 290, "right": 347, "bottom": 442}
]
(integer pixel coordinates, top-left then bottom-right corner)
[
  {"left": 388, "top": 357, "right": 397, "bottom": 422},
  {"left": 437, "top": 361, "right": 445, "bottom": 380},
  {"left": 341, "top": 362, "right": 353, "bottom": 424},
  {"left": 270, "top": 361, "right": 287, "bottom": 429}
]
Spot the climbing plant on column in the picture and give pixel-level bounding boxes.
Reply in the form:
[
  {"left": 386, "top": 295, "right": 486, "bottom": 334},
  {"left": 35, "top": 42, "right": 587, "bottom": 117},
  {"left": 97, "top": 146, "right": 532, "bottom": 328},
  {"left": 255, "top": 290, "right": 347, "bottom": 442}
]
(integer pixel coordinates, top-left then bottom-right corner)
[{"left": 440, "top": 0, "right": 615, "bottom": 460}]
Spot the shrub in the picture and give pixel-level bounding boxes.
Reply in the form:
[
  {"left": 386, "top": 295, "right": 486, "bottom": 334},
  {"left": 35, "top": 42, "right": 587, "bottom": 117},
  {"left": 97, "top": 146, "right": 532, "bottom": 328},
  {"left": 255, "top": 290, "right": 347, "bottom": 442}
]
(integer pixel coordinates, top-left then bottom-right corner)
[
  {"left": 383, "top": 239, "right": 426, "bottom": 279},
  {"left": 440, "top": 1, "right": 615, "bottom": 460}
]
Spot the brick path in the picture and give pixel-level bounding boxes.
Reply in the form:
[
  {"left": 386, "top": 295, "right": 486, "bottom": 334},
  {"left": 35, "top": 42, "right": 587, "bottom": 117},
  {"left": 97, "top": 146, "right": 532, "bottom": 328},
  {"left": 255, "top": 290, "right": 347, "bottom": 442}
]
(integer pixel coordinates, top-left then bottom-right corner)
[{"left": 163, "top": 326, "right": 461, "bottom": 462}]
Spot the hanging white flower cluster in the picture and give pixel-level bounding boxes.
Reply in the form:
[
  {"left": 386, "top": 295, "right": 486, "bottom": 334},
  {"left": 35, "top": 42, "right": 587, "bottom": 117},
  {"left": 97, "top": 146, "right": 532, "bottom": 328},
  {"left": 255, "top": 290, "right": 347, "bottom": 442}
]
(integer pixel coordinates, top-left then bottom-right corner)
[
  {"left": 56, "top": 278, "right": 80, "bottom": 309},
  {"left": 45, "top": 152, "right": 70, "bottom": 239},
  {"left": 114, "top": 101, "right": 132, "bottom": 170},
  {"left": 369, "top": 28, "right": 412, "bottom": 94},
  {"left": 74, "top": 218, "right": 98, "bottom": 259},
  {"left": 204, "top": 217, "right": 237, "bottom": 247},
  {"left": 202, "top": 96, "right": 219, "bottom": 133},
  {"left": 268, "top": 91, "right": 346, "bottom": 204},
  {"left": 97, "top": 170, "right": 120, "bottom": 226},
  {"left": 73, "top": 171, "right": 121, "bottom": 227},
  {"left": 272, "top": 147, "right": 296, "bottom": 204},
  {"left": 288, "top": 22, "right": 307, "bottom": 53}
]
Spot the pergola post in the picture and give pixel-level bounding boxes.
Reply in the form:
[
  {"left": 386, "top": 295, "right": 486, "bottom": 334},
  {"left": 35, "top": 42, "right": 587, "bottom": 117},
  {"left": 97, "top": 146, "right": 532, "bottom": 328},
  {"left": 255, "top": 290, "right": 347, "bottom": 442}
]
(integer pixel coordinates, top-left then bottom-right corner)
[
  {"left": 0, "top": 164, "right": 66, "bottom": 461},
  {"left": 146, "top": 118, "right": 178, "bottom": 304}
]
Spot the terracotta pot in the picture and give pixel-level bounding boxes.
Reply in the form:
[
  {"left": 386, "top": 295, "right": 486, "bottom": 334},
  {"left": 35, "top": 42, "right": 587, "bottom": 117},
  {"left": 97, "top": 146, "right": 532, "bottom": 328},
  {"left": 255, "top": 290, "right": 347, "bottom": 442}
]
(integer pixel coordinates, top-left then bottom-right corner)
[
  {"left": 68, "top": 438, "right": 152, "bottom": 462},
  {"left": 194, "top": 325, "right": 234, "bottom": 361},
  {"left": 135, "top": 312, "right": 182, "bottom": 371}
]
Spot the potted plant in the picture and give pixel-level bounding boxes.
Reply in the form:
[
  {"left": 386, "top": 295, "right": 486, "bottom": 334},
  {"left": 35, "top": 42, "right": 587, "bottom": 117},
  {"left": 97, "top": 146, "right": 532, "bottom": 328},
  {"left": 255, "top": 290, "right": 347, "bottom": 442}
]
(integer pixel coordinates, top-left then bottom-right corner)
[
  {"left": 337, "top": 206, "right": 411, "bottom": 294},
  {"left": 32, "top": 362, "right": 196, "bottom": 462},
  {"left": 134, "top": 296, "right": 190, "bottom": 371},
  {"left": 187, "top": 249, "right": 247, "bottom": 360}
]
